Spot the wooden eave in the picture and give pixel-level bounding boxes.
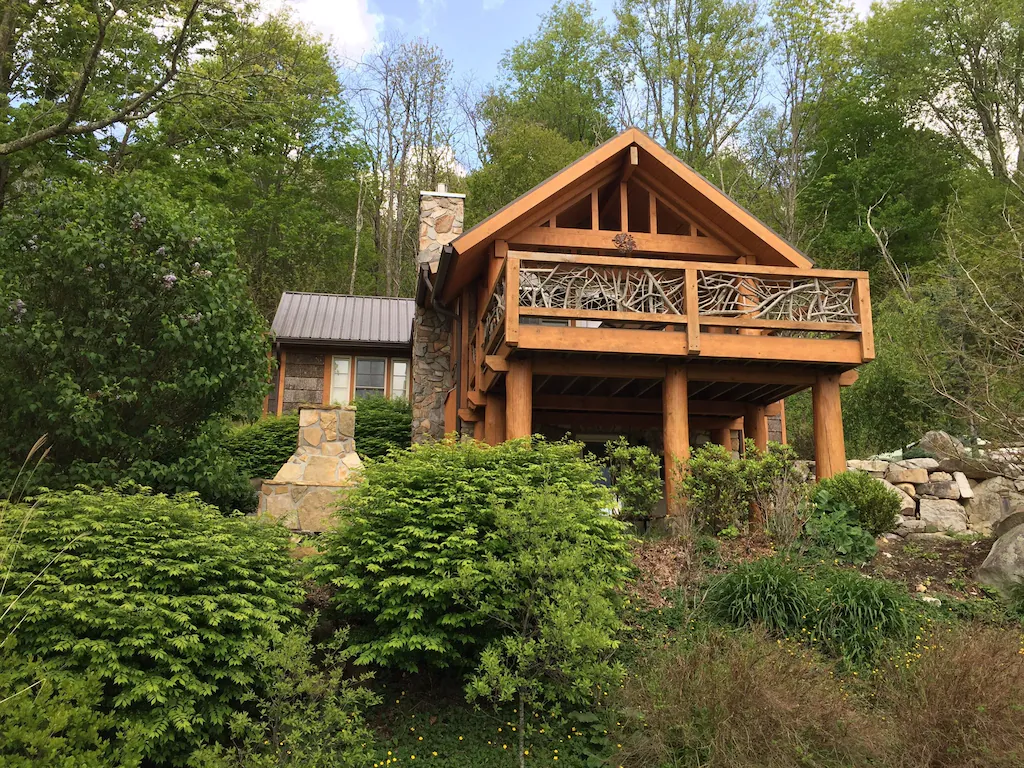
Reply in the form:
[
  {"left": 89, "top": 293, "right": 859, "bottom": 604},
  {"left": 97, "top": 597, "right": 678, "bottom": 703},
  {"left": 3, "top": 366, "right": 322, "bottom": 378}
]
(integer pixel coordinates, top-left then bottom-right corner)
[{"left": 440, "top": 127, "right": 812, "bottom": 304}]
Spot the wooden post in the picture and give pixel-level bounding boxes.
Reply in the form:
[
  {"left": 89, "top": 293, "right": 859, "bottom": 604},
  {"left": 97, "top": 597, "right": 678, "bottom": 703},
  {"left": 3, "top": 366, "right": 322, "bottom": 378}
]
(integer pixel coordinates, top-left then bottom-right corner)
[
  {"left": 663, "top": 364, "right": 690, "bottom": 514},
  {"left": 744, "top": 404, "right": 769, "bottom": 452},
  {"left": 276, "top": 349, "right": 286, "bottom": 415},
  {"left": 684, "top": 268, "right": 700, "bottom": 355},
  {"left": 813, "top": 372, "right": 846, "bottom": 480},
  {"left": 484, "top": 393, "right": 506, "bottom": 446},
  {"left": 473, "top": 419, "right": 486, "bottom": 441},
  {"left": 711, "top": 427, "right": 732, "bottom": 450},
  {"left": 506, "top": 359, "right": 533, "bottom": 439}
]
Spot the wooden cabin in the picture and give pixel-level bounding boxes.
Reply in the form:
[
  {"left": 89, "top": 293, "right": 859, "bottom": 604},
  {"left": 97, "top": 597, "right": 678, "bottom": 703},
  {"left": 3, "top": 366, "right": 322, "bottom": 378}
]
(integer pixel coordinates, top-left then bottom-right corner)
[{"left": 413, "top": 128, "right": 873, "bottom": 508}]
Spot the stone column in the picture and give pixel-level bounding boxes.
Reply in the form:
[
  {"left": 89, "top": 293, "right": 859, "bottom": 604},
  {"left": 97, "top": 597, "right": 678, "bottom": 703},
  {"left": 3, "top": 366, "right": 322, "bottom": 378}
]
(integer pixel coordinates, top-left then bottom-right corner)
[{"left": 412, "top": 185, "right": 464, "bottom": 443}]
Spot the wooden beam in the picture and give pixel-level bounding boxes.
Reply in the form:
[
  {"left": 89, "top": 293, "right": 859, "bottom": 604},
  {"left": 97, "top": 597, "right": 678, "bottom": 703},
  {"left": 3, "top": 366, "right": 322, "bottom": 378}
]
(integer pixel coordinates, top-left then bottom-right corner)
[
  {"left": 531, "top": 357, "right": 665, "bottom": 379},
  {"left": 519, "top": 306, "right": 686, "bottom": 325},
  {"left": 484, "top": 393, "right": 506, "bottom": 445},
  {"left": 699, "top": 334, "right": 864, "bottom": 365},
  {"left": 473, "top": 419, "right": 486, "bottom": 440},
  {"left": 619, "top": 181, "right": 629, "bottom": 231},
  {"left": 590, "top": 190, "right": 599, "bottom": 231},
  {"left": 510, "top": 228, "right": 736, "bottom": 258},
  {"left": 467, "top": 390, "right": 486, "bottom": 408},
  {"left": 813, "top": 372, "right": 846, "bottom": 480},
  {"left": 840, "top": 369, "right": 858, "bottom": 386},
  {"left": 649, "top": 189, "right": 658, "bottom": 234},
  {"left": 744, "top": 403, "right": 769, "bottom": 452},
  {"left": 444, "top": 389, "right": 457, "bottom": 435},
  {"left": 276, "top": 349, "right": 287, "bottom": 415},
  {"left": 531, "top": 394, "right": 746, "bottom": 416},
  {"left": 622, "top": 145, "right": 639, "bottom": 183},
  {"left": 854, "top": 277, "right": 875, "bottom": 362},
  {"left": 506, "top": 252, "right": 520, "bottom": 346},
  {"left": 685, "top": 269, "right": 700, "bottom": 354},
  {"left": 506, "top": 358, "right": 533, "bottom": 439},
  {"left": 458, "top": 407, "right": 482, "bottom": 423},
  {"left": 663, "top": 364, "right": 690, "bottom": 515},
  {"left": 490, "top": 240, "right": 507, "bottom": 289},
  {"left": 517, "top": 325, "right": 690, "bottom": 357},
  {"left": 711, "top": 426, "right": 733, "bottom": 450},
  {"left": 485, "top": 354, "right": 510, "bottom": 373}
]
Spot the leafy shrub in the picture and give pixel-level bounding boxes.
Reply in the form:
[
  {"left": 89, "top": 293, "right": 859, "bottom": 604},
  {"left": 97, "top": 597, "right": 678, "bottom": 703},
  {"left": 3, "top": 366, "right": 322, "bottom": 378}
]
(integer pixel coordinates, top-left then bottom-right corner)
[
  {"left": 604, "top": 437, "right": 662, "bottom": 521},
  {"left": 680, "top": 443, "right": 750, "bottom": 533},
  {"left": 706, "top": 558, "right": 813, "bottom": 635},
  {"left": 0, "top": 488, "right": 302, "bottom": 764},
  {"left": 190, "top": 623, "right": 378, "bottom": 768},
  {"left": 314, "top": 437, "right": 607, "bottom": 671},
  {"left": 465, "top": 488, "right": 631, "bottom": 766},
  {"left": 0, "top": 655, "right": 143, "bottom": 767},
  {"left": 354, "top": 395, "right": 412, "bottom": 459},
  {"left": 614, "top": 628, "right": 881, "bottom": 768},
  {"left": 0, "top": 177, "right": 269, "bottom": 509},
  {"left": 814, "top": 471, "right": 900, "bottom": 535},
  {"left": 803, "top": 490, "right": 878, "bottom": 563},
  {"left": 746, "top": 442, "right": 810, "bottom": 547},
  {"left": 810, "top": 569, "right": 911, "bottom": 664},
  {"left": 1008, "top": 581, "right": 1024, "bottom": 619},
  {"left": 223, "top": 414, "right": 300, "bottom": 479}
]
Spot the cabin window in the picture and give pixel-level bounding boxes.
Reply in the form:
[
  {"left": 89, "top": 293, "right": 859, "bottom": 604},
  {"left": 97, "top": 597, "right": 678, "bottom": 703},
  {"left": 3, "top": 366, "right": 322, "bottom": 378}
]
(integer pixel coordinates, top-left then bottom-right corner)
[
  {"left": 390, "top": 359, "right": 411, "bottom": 399},
  {"left": 329, "top": 356, "right": 351, "bottom": 405},
  {"left": 355, "top": 357, "right": 387, "bottom": 399}
]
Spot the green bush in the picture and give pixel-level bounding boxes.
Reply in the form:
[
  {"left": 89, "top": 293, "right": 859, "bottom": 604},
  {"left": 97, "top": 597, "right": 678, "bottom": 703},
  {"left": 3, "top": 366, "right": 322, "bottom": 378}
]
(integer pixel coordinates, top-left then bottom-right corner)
[
  {"left": 680, "top": 443, "right": 750, "bottom": 533},
  {"left": 0, "top": 655, "right": 143, "bottom": 767},
  {"left": 811, "top": 569, "right": 911, "bottom": 663},
  {"left": 224, "top": 414, "right": 301, "bottom": 479},
  {"left": 803, "top": 490, "right": 878, "bottom": 563},
  {"left": 814, "top": 471, "right": 901, "bottom": 535},
  {"left": 0, "top": 488, "right": 302, "bottom": 764},
  {"left": 354, "top": 396, "right": 412, "bottom": 460},
  {"left": 0, "top": 177, "right": 269, "bottom": 510},
  {"left": 706, "top": 558, "right": 813, "bottom": 635},
  {"left": 604, "top": 437, "right": 662, "bottom": 521},
  {"left": 314, "top": 437, "right": 608, "bottom": 671}
]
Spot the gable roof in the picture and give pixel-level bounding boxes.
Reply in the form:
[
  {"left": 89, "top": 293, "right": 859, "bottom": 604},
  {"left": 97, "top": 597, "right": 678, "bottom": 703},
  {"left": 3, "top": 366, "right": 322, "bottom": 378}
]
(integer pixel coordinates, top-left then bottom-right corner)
[
  {"left": 438, "top": 127, "right": 811, "bottom": 303},
  {"left": 272, "top": 292, "right": 415, "bottom": 347}
]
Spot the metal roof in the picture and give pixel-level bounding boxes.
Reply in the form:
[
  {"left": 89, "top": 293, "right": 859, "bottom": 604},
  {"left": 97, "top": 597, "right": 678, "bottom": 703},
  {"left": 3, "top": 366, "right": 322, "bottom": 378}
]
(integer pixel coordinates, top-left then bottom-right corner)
[{"left": 271, "top": 292, "right": 415, "bottom": 346}]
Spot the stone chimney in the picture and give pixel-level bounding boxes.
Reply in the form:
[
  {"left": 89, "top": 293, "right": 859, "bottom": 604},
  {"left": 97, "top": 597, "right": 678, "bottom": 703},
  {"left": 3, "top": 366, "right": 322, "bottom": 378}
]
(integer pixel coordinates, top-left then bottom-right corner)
[{"left": 412, "top": 185, "right": 464, "bottom": 442}]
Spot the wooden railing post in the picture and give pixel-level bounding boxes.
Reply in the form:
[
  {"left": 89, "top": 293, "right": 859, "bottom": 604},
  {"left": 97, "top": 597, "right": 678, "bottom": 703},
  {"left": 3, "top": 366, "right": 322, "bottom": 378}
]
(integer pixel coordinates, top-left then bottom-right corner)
[
  {"left": 506, "top": 252, "right": 520, "bottom": 347},
  {"left": 685, "top": 268, "right": 700, "bottom": 355},
  {"left": 853, "top": 277, "right": 875, "bottom": 362}
]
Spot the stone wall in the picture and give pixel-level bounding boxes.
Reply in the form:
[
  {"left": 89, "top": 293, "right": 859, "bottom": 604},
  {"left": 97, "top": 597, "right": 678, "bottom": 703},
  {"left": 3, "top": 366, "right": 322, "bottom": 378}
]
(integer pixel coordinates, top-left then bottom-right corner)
[
  {"left": 257, "top": 406, "right": 362, "bottom": 532},
  {"left": 282, "top": 351, "right": 324, "bottom": 413},
  {"left": 412, "top": 186, "right": 463, "bottom": 442}
]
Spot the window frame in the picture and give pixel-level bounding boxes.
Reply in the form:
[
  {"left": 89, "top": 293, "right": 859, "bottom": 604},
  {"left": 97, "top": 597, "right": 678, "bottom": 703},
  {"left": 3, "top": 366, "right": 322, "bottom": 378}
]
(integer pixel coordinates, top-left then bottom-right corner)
[
  {"left": 328, "top": 355, "right": 353, "bottom": 405},
  {"left": 389, "top": 358, "right": 411, "bottom": 400},
  {"left": 353, "top": 356, "right": 388, "bottom": 400}
]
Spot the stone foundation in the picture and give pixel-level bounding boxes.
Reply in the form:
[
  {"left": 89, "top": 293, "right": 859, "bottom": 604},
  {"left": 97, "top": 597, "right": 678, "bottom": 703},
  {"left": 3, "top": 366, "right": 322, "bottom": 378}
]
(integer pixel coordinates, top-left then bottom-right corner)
[{"left": 257, "top": 406, "right": 362, "bottom": 532}]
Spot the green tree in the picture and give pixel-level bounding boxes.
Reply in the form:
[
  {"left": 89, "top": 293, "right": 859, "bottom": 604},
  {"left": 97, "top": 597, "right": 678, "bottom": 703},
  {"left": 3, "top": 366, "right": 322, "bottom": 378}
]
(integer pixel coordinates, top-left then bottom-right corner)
[
  {"left": 0, "top": 176, "right": 268, "bottom": 508},
  {"left": 465, "top": 488, "right": 630, "bottom": 768}
]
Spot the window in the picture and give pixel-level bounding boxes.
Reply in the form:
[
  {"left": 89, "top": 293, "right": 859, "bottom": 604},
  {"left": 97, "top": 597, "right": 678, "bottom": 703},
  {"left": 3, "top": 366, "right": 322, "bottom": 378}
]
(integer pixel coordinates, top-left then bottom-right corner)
[
  {"left": 390, "top": 359, "right": 410, "bottom": 399},
  {"left": 355, "top": 357, "right": 386, "bottom": 399},
  {"left": 330, "top": 356, "right": 351, "bottom": 404}
]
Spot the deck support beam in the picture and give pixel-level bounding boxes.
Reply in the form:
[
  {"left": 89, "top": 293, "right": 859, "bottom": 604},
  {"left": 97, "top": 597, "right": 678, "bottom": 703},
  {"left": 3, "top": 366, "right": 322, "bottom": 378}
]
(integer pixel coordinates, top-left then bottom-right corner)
[
  {"left": 484, "top": 393, "right": 506, "bottom": 445},
  {"left": 813, "top": 372, "right": 846, "bottom": 480},
  {"left": 506, "top": 359, "right": 533, "bottom": 439},
  {"left": 744, "top": 404, "right": 769, "bottom": 452},
  {"left": 663, "top": 364, "right": 690, "bottom": 515}
]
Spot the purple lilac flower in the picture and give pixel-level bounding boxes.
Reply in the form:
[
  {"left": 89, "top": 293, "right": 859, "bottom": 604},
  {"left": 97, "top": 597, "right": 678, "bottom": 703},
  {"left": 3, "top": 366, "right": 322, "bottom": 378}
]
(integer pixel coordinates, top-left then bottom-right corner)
[
  {"left": 9, "top": 299, "right": 26, "bottom": 323},
  {"left": 162, "top": 273, "right": 178, "bottom": 290}
]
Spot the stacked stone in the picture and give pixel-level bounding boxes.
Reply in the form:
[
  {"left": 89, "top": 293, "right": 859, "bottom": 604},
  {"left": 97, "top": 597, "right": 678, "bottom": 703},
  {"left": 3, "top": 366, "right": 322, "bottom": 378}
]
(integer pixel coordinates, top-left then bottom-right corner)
[
  {"left": 417, "top": 191, "right": 465, "bottom": 266},
  {"left": 257, "top": 406, "right": 363, "bottom": 533}
]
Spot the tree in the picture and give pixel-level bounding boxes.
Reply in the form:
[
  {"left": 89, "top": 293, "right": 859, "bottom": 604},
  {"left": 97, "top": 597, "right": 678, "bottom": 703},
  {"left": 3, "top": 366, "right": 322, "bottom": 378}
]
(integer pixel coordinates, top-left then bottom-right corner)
[
  {"left": 134, "top": 13, "right": 373, "bottom": 317},
  {"left": 0, "top": 0, "right": 253, "bottom": 207},
  {"left": 612, "top": 0, "right": 768, "bottom": 171},
  {"left": 0, "top": 176, "right": 268, "bottom": 507},
  {"left": 465, "top": 488, "right": 630, "bottom": 768},
  {"left": 351, "top": 36, "right": 462, "bottom": 297},
  {"left": 483, "top": 0, "right": 616, "bottom": 147}
]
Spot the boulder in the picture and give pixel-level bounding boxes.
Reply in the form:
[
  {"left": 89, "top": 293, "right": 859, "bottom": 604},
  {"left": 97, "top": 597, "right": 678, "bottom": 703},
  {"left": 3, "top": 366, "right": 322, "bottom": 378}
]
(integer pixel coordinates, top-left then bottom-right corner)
[
  {"left": 953, "top": 472, "right": 974, "bottom": 500},
  {"left": 906, "top": 532, "right": 954, "bottom": 542},
  {"left": 896, "top": 482, "right": 917, "bottom": 497},
  {"left": 915, "top": 481, "right": 961, "bottom": 500},
  {"left": 919, "top": 498, "right": 968, "bottom": 533},
  {"left": 994, "top": 511, "right": 1024, "bottom": 539},
  {"left": 918, "top": 430, "right": 965, "bottom": 459},
  {"left": 928, "top": 471, "right": 953, "bottom": 482},
  {"left": 964, "top": 476, "right": 1024, "bottom": 536},
  {"left": 897, "top": 457, "right": 940, "bottom": 470},
  {"left": 976, "top": 522, "right": 1024, "bottom": 591},
  {"left": 896, "top": 518, "right": 927, "bottom": 537},
  {"left": 847, "top": 459, "right": 890, "bottom": 475},
  {"left": 886, "top": 466, "right": 930, "bottom": 485},
  {"left": 878, "top": 478, "right": 916, "bottom": 516},
  {"left": 937, "top": 456, "right": 1009, "bottom": 480}
]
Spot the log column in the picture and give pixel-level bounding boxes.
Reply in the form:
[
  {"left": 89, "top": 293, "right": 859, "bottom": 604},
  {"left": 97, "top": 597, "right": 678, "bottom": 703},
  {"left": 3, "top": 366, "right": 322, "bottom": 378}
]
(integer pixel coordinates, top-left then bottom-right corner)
[
  {"left": 744, "top": 404, "right": 769, "bottom": 452},
  {"left": 484, "top": 393, "right": 506, "bottom": 446},
  {"left": 663, "top": 364, "right": 690, "bottom": 514},
  {"left": 812, "top": 372, "right": 846, "bottom": 480},
  {"left": 505, "top": 359, "right": 533, "bottom": 439},
  {"left": 711, "top": 427, "right": 733, "bottom": 451}
]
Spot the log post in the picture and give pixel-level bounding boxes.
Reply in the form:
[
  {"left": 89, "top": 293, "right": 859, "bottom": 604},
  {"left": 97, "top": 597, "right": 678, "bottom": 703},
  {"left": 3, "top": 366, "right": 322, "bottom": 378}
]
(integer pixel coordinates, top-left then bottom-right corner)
[
  {"left": 663, "top": 364, "right": 690, "bottom": 514},
  {"left": 744, "top": 404, "right": 769, "bottom": 453},
  {"left": 711, "top": 427, "right": 732, "bottom": 451},
  {"left": 484, "top": 393, "right": 506, "bottom": 446},
  {"left": 505, "top": 359, "right": 533, "bottom": 439},
  {"left": 812, "top": 372, "right": 846, "bottom": 480}
]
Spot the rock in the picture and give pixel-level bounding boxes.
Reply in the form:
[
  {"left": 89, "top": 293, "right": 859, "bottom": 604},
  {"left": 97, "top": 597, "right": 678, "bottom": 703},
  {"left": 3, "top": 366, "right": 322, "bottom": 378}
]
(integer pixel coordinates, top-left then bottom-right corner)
[
  {"left": 994, "top": 511, "right": 1024, "bottom": 539},
  {"left": 918, "top": 430, "right": 965, "bottom": 459},
  {"left": 937, "top": 456, "right": 1004, "bottom": 480},
  {"left": 879, "top": 478, "right": 916, "bottom": 516},
  {"left": 963, "top": 476, "right": 1024, "bottom": 536},
  {"left": 917, "top": 595, "right": 942, "bottom": 607},
  {"left": 897, "top": 457, "right": 940, "bottom": 470},
  {"left": 298, "top": 409, "right": 318, "bottom": 427},
  {"left": 976, "top": 522, "right": 1024, "bottom": 591},
  {"left": 895, "top": 519, "right": 927, "bottom": 536},
  {"left": 848, "top": 459, "right": 890, "bottom": 474},
  {"left": 928, "top": 471, "right": 953, "bottom": 482},
  {"left": 919, "top": 498, "right": 968, "bottom": 533},
  {"left": 896, "top": 482, "right": 917, "bottom": 497},
  {"left": 915, "top": 583, "right": 927, "bottom": 592},
  {"left": 916, "top": 481, "right": 961, "bottom": 500},
  {"left": 883, "top": 532, "right": 901, "bottom": 542},
  {"left": 886, "top": 466, "right": 930, "bottom": 485},
  {"left": 953, "top": 471, "right": 974, "bottom": 500},
  {"left": 906, "top": 532, "right": 955, "bottom": 542}
]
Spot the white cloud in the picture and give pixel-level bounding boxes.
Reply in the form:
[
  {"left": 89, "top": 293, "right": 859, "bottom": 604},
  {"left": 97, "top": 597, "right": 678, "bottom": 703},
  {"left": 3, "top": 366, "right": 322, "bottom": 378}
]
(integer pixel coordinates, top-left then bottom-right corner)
[{"left": 269, "top": 0, "right": 383, "bottom": 61}]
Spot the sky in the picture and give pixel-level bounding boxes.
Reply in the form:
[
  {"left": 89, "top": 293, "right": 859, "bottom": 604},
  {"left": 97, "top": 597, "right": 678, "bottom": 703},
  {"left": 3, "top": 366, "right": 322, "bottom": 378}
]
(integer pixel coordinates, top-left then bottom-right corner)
[{"left": 276, "top": 0, "right": 878, "bottom": 86}]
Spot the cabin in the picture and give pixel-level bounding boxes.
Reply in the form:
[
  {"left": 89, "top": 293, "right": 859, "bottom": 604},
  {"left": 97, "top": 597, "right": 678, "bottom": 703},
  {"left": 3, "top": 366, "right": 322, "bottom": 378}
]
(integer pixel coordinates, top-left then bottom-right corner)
[
  {"left": 266, "top": 292, "right": 415, "bottom": 415},
  {"left": 412, "top": 128, "right": 873, "bottom": 510}
]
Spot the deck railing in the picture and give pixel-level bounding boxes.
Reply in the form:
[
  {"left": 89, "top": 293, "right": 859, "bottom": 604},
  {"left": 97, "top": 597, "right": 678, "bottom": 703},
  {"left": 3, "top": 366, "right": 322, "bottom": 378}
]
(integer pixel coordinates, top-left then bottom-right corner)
[{"left": 478, "top": 250, "right": 873, "bottom": 369}]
